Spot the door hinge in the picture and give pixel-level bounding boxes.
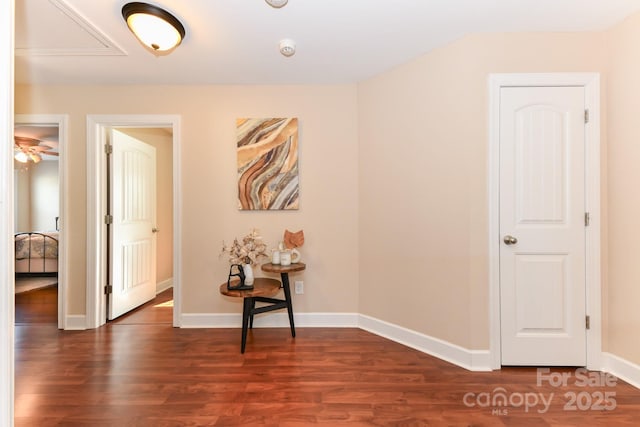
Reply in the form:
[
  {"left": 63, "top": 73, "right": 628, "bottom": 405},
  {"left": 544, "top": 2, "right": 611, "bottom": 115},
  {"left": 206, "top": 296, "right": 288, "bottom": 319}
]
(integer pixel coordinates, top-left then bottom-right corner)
[
  {"left": 584, "top": 212, "right": 590, "bottom": 227},
  {"left": 104, "top": 285, "right": 113, "bottom": 295},
  {"left": 584, "top": 109, "right": 590, "bottom": 124},
  {"left": 104, "top": 214, "right": 113, "bottom": 225},
  {"left": 105, "top": 143, "right": 113, "bottom": 155},
  {"left": 585, "top": 315, "right": 591, "bottom": 330}
]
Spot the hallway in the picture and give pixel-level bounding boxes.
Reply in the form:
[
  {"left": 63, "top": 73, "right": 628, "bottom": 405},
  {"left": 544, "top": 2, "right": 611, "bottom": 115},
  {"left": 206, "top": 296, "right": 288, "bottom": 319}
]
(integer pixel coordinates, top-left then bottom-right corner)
[{"left": 14, "top": 288, "right": 640, "bottom": 426}]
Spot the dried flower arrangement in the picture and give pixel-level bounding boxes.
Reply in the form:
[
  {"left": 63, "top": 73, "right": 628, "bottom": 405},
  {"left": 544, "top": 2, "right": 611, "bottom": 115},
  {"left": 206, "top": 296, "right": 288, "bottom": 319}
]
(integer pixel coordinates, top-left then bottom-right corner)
[{"left": 220, "top": 229, "right": 268, "bottom": 265}]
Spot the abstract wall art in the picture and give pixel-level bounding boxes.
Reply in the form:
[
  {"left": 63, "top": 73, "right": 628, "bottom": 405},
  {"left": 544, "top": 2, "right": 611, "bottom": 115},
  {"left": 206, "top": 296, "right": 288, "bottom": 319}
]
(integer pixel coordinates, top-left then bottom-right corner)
[{"left": 236, "top": 118, "right": 299, "bottom": 210}]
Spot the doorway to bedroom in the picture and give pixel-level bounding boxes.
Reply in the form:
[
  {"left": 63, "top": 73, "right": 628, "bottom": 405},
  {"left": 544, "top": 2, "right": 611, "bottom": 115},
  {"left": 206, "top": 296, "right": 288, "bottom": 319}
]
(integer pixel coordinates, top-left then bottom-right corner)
[
  {"left": 86, "top": 115, "right": 180, "bottom": 329},
  {"left": 13, "top": 121, "right": 61, "bottom": 325}
]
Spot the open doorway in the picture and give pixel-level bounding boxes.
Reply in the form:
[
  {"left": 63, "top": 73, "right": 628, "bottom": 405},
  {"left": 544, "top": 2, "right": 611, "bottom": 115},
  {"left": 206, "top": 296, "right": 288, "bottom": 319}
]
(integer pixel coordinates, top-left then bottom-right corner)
[
  {"left": 86, "top": 115, "right": 181, "bottom": 329},
  {"left": 13, "top": 115, "right": 68, "bottom": 328},
  {"left": 106, "top": 127, "right": 173, "bottom": 321},
  {"left": 114, "top": 127, "right": 174, "bottom": 295}
]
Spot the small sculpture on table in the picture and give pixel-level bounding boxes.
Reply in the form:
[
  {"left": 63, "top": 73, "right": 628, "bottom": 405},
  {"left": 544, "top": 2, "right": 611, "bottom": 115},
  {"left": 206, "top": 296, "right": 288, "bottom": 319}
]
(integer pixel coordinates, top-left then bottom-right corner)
[
  {"left": 226, "top": 264, "right": 253, "bottom": 290},
  {"left": 284, "top": 229, "right": 304, "bottom": 250}
]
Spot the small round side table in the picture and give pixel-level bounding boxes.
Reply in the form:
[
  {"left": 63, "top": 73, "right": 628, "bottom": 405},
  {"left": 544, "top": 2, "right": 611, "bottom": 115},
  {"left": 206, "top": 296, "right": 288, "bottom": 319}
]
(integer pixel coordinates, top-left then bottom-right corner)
[{"left": 219, "top": 277, "right": 281, "bottom": 353}]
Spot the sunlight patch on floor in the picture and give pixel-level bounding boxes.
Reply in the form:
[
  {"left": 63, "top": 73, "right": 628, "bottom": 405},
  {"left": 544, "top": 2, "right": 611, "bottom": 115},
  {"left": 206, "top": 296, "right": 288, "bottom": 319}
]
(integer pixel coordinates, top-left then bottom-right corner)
[{"left": 154, "top": 300, "right": 174, "bottom": 308}]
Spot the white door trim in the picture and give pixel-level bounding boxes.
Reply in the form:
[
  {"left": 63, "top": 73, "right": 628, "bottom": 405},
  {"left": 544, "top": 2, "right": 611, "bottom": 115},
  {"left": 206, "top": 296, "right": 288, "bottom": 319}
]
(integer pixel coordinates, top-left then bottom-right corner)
[
  {"left": 15, "top": 114, "right": 69, "bottom": 329},
  {"left": 488, "top": 73, "right": 601, "bottom": 370},
  {"left": 86, "top": 115, "right": 182, "bottom": 328},
  {"left": 1, "top": 1, "right": 15, "bottom": 424}
]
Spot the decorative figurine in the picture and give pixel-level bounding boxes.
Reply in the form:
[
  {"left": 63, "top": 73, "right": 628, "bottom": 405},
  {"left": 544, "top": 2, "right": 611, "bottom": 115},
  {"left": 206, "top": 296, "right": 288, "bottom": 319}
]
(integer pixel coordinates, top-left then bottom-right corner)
[{"left": 227, "top": 264, "right": 254, "bottom": 290}]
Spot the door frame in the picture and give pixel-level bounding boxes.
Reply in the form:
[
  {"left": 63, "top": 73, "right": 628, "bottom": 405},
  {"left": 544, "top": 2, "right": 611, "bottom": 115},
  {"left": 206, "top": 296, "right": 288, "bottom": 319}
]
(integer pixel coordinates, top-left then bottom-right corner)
[
  {"left": 1, "top": 1, "right": 14, "bottom": 423},
  {"left": 86, "top": 115, "right": 182, "bottom": 328},
  {"left": 488, "top": 73, "right": 601, "bottom": 370},
  {"left": 14, "top": 114, "right": 69, "bottom": 329}
]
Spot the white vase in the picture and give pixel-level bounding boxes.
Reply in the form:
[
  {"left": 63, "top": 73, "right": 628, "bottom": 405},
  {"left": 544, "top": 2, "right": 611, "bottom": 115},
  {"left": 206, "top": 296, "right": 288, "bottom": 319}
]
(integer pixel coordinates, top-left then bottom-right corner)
[{"left": 243, "top": 263, "right": 254, "bottom": 286}]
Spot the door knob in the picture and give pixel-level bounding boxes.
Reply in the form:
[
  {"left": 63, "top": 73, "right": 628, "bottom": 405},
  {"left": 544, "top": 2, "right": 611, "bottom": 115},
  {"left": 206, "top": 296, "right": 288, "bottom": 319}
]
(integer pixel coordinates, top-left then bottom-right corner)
[
  {"left": 152, "top": 227, "right": 159, "bottom": 233},
  {"left": 503, "top": 235, "right": 518, "bottom": 245}
]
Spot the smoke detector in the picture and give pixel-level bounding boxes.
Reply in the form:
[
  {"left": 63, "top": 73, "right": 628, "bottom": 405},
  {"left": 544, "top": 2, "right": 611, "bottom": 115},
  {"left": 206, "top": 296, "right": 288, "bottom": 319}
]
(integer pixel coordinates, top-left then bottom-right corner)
[
  {"left": 279, "top": 39, "right": 296, "bottom": 57},
  {"left": 265, "top": 0, "right": 288, "bottom": 8}
]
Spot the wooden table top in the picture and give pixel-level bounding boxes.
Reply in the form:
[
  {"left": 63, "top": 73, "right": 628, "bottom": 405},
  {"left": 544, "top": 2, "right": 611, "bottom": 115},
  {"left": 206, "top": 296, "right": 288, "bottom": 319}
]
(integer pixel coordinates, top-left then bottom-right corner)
[
  {"left": 219, "top": 277, "right": 281, "bottom": 298},
  {"left": 261, "top": 262, "right": 306, "bottom": 274}
]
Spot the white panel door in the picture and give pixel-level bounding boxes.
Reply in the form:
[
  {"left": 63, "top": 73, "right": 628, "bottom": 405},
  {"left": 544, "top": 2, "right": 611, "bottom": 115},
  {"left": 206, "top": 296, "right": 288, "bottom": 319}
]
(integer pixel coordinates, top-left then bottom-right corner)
[
  {"left": 500, "top": 86, "right": 586, "bottom": 366},
  {"left": 109, "top": 129, "right": 157, "bottom": 320}
]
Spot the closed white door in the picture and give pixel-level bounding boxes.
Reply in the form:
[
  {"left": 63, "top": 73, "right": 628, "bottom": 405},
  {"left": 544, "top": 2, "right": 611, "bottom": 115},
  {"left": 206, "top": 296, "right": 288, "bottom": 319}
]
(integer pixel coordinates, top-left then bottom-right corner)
[
  {"left": 109, "top": 129, "right": 157, "bottom": 320},
  {"left": 499, "top": 86, "right": 586, "bottom": 366}
]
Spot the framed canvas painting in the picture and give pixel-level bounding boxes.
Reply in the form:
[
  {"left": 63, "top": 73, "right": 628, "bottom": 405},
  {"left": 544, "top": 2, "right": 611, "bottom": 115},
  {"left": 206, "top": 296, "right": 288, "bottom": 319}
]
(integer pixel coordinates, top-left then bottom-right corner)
[{"left": 236, "top": 118, "right": 299, "bottom": 210}]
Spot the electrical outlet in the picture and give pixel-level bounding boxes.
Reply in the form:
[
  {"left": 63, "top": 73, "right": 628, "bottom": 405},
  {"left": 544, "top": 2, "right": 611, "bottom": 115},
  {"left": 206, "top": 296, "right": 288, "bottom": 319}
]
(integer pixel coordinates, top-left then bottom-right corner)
[{"left": 295, "top": 280, "right": 304, "bottom": 294}]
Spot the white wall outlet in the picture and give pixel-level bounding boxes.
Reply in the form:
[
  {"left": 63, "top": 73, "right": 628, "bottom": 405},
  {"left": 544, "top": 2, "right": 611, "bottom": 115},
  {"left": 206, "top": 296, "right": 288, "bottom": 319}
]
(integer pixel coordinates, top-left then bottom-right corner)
[{"left": 295, "top": 280, "right": 304, "bottom": 294}]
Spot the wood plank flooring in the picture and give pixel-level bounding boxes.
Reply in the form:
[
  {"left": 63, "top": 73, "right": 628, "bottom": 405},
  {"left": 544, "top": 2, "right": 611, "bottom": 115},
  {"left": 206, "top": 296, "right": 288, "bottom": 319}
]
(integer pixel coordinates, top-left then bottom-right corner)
[
  {"left": 15, "top": 288, "right": 640, "bottom": 426},
  {"left": 15, "top": 284, "right": 58, "bottom": 324}
]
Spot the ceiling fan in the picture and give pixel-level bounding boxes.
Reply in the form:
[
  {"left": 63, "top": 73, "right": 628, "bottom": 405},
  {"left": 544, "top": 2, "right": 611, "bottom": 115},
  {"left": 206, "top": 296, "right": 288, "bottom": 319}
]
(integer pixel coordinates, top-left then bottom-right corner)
[{"left": 14, "top": 136, "right": 59, "bottom": 163}]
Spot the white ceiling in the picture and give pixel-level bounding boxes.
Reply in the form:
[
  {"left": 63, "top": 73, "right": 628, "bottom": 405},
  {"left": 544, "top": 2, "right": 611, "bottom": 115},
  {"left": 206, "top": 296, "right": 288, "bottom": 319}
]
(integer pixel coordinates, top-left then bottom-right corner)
[
  {"left": 14, "top": 124, "right": 58, "bottom": 144},
  {"left": 14, "top": 0, "right": 640, "bottom": 85}
]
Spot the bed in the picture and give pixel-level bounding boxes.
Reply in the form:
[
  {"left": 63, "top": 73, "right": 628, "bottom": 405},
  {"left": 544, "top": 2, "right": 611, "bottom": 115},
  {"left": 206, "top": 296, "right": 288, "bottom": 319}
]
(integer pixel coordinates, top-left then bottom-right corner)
[{"left": 14, "top": 232, "right": 59, "bottom": 276}]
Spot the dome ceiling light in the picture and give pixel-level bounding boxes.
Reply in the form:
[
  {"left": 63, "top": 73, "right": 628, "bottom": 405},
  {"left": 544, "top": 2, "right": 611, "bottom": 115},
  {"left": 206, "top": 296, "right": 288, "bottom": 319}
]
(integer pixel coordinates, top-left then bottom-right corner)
[
  {"left": 265, "top": 0, "right": 288, "bottom": 8},
  {"left": 122, "top": 2, "right": 186, "bottom": 53}
]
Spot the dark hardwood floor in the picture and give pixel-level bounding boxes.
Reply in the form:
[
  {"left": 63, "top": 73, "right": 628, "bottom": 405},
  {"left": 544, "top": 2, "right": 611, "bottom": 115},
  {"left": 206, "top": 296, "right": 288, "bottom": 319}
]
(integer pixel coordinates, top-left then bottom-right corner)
[
  {"left": 15, "top": 282, "right": 58, "bottom": 324},
  {"left": 14, "top": 288, "right": 640, "bottom": 426}
]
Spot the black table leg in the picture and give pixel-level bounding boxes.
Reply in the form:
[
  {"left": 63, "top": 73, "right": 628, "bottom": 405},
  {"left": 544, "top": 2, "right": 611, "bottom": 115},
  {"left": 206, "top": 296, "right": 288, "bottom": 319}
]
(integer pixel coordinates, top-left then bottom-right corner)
[
  {"left": 241, "top": 297, "right": 252, "bottom": 354},
  {"left": 249, "top": 299, "right": 256, "bottom": 329},
  {"left": 280, "top": 273, "right": 296, "bottom": 338}
]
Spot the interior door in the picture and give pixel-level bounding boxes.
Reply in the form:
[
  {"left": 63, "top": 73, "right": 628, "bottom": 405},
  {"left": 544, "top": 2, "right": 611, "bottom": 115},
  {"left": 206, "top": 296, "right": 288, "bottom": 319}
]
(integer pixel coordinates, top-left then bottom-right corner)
[
  {"left": 108, "top": 129, "right": 157, "bottom": 320},
  {"left": 499, "top": 86, "right": 586, "bottom": 366}
]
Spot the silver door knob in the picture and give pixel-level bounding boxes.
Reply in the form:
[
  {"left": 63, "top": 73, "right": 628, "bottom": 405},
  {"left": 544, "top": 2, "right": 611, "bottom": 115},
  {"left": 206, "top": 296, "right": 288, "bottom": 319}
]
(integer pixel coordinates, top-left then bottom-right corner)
[
  {"left": 503, "top": 235, "right": 518, "bottom": 245},
  {"left": 152, "top": 227, "right": 159, "bottom": 233}
]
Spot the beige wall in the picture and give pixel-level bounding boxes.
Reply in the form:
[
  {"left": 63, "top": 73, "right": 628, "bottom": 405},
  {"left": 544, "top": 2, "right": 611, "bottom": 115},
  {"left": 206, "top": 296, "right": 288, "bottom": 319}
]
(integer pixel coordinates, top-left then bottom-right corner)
[
  {"left": 117, "top": 127, "right": 174, "bottom": 285},
  {"left": 357, "top": 32, "right": 607, "bottom": 351},
  {"left": 606, "top": 13, "right": 640, "bottom": 364},
  {"left": 15, "top": 85, "right": 359, "bottom": 316}
]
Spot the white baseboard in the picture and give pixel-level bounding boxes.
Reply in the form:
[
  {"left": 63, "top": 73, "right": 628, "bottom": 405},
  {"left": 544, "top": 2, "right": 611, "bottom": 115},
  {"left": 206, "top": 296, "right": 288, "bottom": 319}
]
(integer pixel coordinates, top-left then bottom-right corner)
[
  {"left": 180, "top": 312, "right": 359, "bottom": 329},
  {"left": 63, "top": 278, "right": 173, "bottom": 330},
  {"left": 64, "top": 314, "right": 87, "bottom": 330},
  {"left": 156, "top": 278, "right": 173, "bottom": 294},
  {"left": 601, "top": 352, "right": 640, "bottom": 390},
  {"left": 179, "top": 311, "right": 490, "bottom": 371},
  {"left": 358, "top": 314, "right": 492, "bottom": 372}
]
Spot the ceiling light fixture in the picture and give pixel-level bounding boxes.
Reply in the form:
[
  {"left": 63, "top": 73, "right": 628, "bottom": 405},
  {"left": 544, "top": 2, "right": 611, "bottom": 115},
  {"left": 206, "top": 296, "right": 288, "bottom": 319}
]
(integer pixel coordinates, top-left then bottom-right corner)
[
  {"left": 122, "top": 2, "right": 186, "bottom": 53},
  {"left": 265, "top": 0, "right": 288, "bottom": 8},
  {"left": 279, "top": 39, "right": 296, "bottom": 57},
  {"left": 14, "top": 136, "right": 57, "bottom": 164},
  {"left": 14, "top": 151, "right": 29, "bottom": 163},
  {"left": 14, "top": 150, "right": 42, "bottom": 164}
]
